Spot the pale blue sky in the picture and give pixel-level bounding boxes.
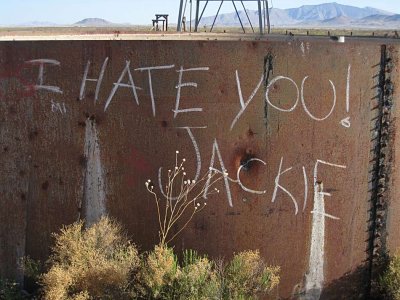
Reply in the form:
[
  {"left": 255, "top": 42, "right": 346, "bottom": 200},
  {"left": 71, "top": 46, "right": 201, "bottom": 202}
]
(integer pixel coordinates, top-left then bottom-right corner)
[{"left": 0, "top": 0, "right": 399, "bottom": 25}]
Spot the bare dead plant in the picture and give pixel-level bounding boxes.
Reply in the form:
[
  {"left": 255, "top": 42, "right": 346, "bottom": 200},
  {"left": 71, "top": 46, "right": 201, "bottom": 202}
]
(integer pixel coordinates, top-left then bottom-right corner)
[{"left": 145, "top": 150, "right": 223, "bottom": 246}]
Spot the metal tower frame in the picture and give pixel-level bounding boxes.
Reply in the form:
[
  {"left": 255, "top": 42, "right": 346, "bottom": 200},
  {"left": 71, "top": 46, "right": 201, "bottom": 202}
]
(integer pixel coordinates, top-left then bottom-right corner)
[{"left": 177, "top": 0, "right": 270, "bottom": 34}]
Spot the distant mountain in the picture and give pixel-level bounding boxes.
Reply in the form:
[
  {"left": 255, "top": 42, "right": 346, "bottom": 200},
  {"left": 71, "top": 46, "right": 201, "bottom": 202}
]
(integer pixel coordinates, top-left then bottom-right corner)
[
  {"left": 352, "top": 14, "right": 400, "bottom": 28},
  {"left": 4, "top": 18, "right": 133, "bottom": 28},
  {"left": 73, "top": 18, "right": 114, "bottom": 27},
  {"left": 268, "top": 9, "right": 298, "bottom": 26},
  {"left": 14, "top": 21, "right": 60, "bottom": 27},
  {"left": 286, "top": 3, "right": 391, "bottom": 21},
  {"left": 321, "top": 15, "right": 353, "bottom": 26},
  {"left": 198, "top": 2, "right": 398, "bottom": 29}
]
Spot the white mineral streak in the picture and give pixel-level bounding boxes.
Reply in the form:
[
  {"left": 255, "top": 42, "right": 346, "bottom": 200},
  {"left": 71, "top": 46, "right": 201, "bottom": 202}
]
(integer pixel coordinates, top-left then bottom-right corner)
[
  {"left": 303, "top": 182, "right": 325, "bottom": 300},
  {"left": 83, "top": 118, "right": 106, "bottom": 226}
]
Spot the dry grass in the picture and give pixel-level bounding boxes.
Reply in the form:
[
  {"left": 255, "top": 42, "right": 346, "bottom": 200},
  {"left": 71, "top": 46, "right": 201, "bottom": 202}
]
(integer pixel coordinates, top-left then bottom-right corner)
[
  {"left": 199, "top": 26, "right": 399, "bottom": 38},
  {"left": 0, "top": 26, "right": 152, "bottom": 37},
  {"left": 0, "top": 25, "right": 397, "bottom": 39}
]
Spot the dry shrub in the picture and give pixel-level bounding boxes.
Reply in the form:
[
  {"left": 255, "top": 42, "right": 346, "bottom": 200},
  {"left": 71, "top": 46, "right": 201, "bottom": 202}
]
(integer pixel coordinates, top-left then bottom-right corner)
[
  {"left": 177, "top": 250, "right": 221, "bottom": 300},
  {"left": 138, "top": 245, "right": 180, "bottom": 299},
  {"left": 38, "top": 216, "right": 279, "bottom": 299},
  {"left": 380, "top": 251, "right": 400, "bottom": 299},
  {"left": 41, "top": 216, "right": 139, "bottom": 300},
  {"left": 224, "top": 250, "right": 280, "bottom": 299},
  {"left": 138, "top": 247, "right": 221, "bottom": 300}
]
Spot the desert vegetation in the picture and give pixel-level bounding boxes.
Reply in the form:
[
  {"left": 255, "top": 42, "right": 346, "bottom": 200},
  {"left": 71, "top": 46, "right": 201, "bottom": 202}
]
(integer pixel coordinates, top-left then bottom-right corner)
[
  {"left": 380, "top": 251, "right": 400, "bottom": 299},
  {"left": 12, "top": 216, "right": 278, "bottom": 300},
  {"left": 2, "top": 153, "right": 279, "bottom": 299}
]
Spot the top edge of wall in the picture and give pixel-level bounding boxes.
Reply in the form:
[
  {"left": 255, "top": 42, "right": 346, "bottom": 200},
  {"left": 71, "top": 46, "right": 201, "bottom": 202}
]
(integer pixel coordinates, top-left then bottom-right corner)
[{"left": 0, "top": 32, "right": 400, "bottom": 43}]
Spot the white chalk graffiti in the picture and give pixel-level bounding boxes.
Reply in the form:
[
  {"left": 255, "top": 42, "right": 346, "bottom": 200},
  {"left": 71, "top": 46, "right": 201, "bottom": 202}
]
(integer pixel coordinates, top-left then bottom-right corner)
[
  {"left": 19, "top": 57, "right": 351, "bottom": 217},
  {"left": 302, "top": 166, "right": 308, "bottom": 212},
  {"left": 346, "top": 64, "right": 351, "bottom": 113},
  {"left": 272, "top": 157, "right": 299, "bottom": 215},
  {"left": 77, "top": 60, "right": 210, "bottom": 116},
  {"left": 175, "top": 126, "right": 205, "bottom": 181},
  {"left": 230, "top": 71, "right": 264, "bottom": 130},
  {"left": 340, "top": 64, "right": 352, "bottom": 128},
  {"left": 25, "top": 59, "right": 63, "bottom": 94},
  {"left": 135, "top": 65, "right": 175, "bottom": 116},
  {"left": 230, "top": 64, "right": 353, "bottom": 130},
  {"left": 80, "top": 57, "right": 109, "bottom": 102},
  {"left": 311, "top": 160, "right": 346, "bottom": 220},
  {"left": 25, "top": 58, "right": 352, "bottom": 129},
  {"left": 104, "top": 60, "right": 142, "bottom": 111},
  {"left": 173, "top": 66, "right": 209, "bottom": 118},
  {"left": 266, "top": 76, "right": 299, "bottom": 112},
  {"left": 237, "top": 158, "right": 267, "bottom": 194},
  {"left": 51, "top": 100, "right": 66, "bottom": 114},
  {"left": 203, "top": 139, "right": 234, "bottom": 207},
  {"left": 265, "top": 75, "right": 337, "bottom": 121},
  {"left": 301, "top": 77, "right": 336, "bottom": 121},
  {"left": 155, "top": 131, "right": 347, "bottom": 218}
]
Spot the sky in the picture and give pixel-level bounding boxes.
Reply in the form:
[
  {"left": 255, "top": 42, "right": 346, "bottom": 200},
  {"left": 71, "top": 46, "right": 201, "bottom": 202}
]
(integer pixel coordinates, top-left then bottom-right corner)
[{"left": 0, "top": 0, "right": 399, "bottom": 26}]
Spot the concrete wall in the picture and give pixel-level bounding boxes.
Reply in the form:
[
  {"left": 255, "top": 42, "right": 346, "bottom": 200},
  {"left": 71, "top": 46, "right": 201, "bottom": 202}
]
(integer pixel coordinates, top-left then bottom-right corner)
[{"left": 0, "top": 35, "right": 399, "bottom": 299}]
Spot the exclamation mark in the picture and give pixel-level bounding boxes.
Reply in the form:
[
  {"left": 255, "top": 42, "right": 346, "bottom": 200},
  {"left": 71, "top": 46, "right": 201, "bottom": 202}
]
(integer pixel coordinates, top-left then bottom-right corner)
[{"left": 341, "top": 64, "right": 351, "bottom": 128}]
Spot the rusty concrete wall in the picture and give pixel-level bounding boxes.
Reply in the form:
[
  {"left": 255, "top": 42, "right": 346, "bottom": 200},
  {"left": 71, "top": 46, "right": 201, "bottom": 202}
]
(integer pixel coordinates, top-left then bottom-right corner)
[{"left": 0, "top": 36, "right": 399, "bottom": 299}]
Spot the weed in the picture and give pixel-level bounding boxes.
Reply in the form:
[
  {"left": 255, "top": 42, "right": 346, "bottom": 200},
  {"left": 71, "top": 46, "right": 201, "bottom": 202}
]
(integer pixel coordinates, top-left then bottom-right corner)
[{"left": 145, "top": 150, "right": 222, "bottom": 246}]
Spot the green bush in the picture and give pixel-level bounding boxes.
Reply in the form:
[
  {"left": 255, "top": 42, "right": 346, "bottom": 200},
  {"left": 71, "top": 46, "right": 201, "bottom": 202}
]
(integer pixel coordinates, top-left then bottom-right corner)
[
  {"left": 40, "top": 216, "right": 140, "bottom": 300},
  {"left": 175, "top": 249, "right": 221, "bottom": 300},
  {"left": 19, "top": 256, "right": 41, "bottom": 282},
  {"left": 223, "top": 250, "right": 280, "bottom": 300},
  {"left": 19, "top": 256, "right": 42, "bottom": 295},
  {"left": 138, "top": 247, "right": 221, "bottom": 300},
  {"left": 0, "top": 278, "right": 26, "bottom": 300},
  {"left": 380, "top": 251, "right": 400, "bottom": 299},
  {"left": 138, "top": 248, "right": 279, "bottom": 300},
  {"left": 138, "top": 245, "right": 180, "bottom": 299}
]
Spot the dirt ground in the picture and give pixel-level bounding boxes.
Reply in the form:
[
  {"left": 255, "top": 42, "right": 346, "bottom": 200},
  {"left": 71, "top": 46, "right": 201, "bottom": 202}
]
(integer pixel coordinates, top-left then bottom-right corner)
[{"left": 0, "top": 26, "right": 398, "bottom": 41}]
